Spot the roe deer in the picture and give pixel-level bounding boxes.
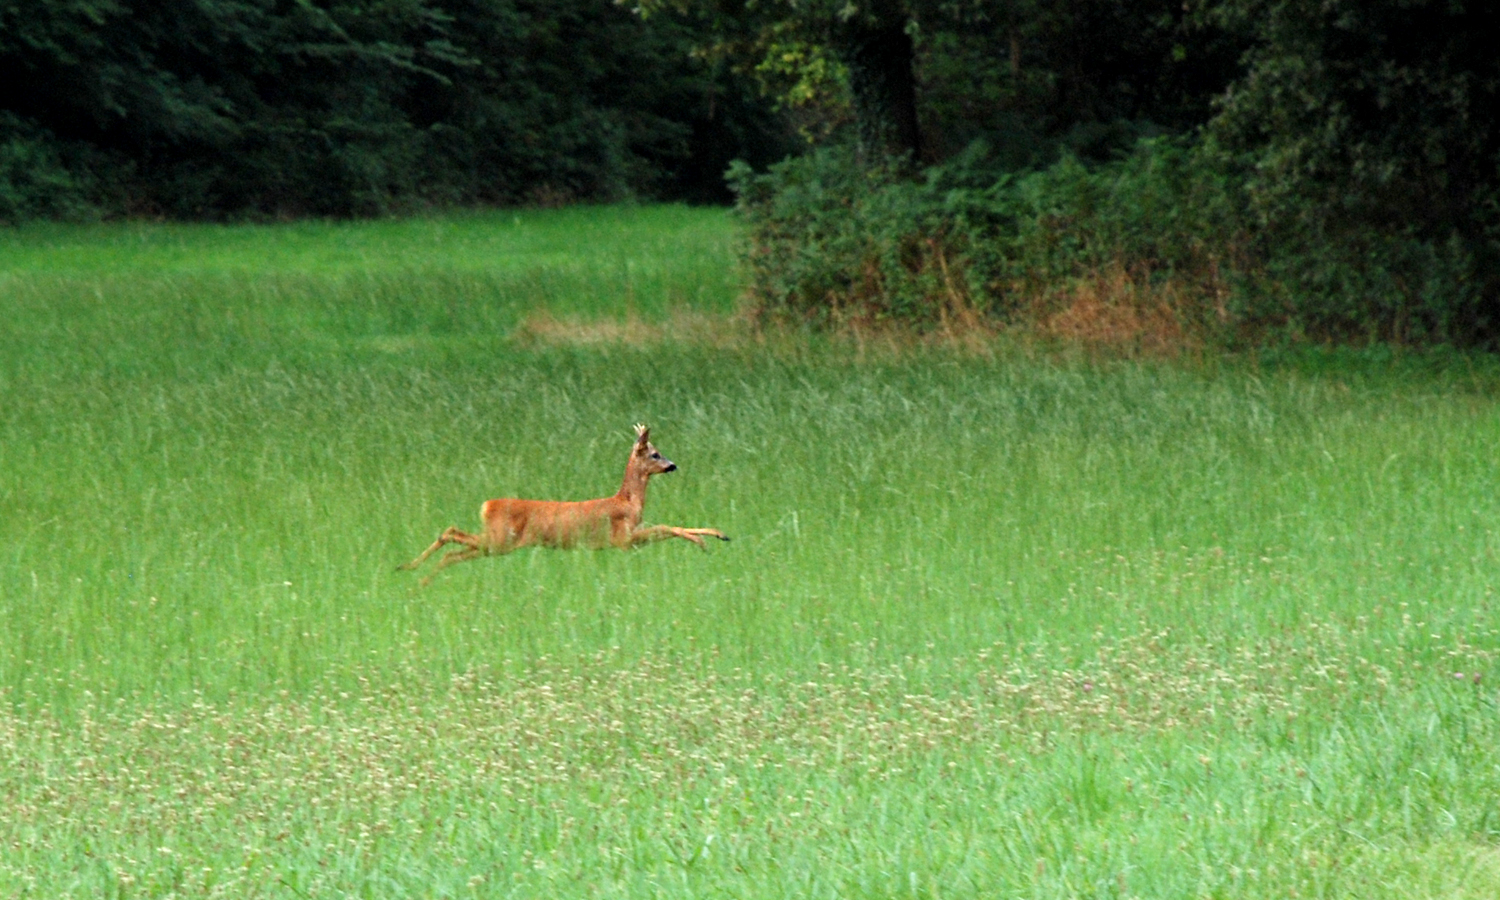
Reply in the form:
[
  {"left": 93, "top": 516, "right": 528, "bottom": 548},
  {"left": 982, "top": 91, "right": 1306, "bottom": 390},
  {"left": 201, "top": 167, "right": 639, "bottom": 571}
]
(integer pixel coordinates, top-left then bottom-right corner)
[{"left": 399, "top": 425, "right": 728, "bottom": 581}]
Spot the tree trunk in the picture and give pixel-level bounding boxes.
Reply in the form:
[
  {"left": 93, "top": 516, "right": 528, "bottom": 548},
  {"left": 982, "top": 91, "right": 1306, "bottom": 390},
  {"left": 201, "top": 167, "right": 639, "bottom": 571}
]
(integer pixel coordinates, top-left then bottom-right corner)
[{"left": 833, "top": 5, "right": 921, "bottom": 164}]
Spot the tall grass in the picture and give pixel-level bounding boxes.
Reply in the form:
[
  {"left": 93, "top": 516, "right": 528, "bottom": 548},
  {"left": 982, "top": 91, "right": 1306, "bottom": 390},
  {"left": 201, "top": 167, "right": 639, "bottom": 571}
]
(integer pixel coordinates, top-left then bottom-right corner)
[
  {"left": 1, "top": 206, "right": 1498, "bottom": 897},
  {"left": 0, "top": 206, "right": 740, "bottom": 384}
]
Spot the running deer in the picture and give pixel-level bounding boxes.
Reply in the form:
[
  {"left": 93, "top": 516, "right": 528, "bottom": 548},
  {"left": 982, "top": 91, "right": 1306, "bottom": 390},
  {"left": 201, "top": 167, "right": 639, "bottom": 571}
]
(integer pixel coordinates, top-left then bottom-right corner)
[{"left": 398, "top": 425, "right": 728, "bottom": 581}]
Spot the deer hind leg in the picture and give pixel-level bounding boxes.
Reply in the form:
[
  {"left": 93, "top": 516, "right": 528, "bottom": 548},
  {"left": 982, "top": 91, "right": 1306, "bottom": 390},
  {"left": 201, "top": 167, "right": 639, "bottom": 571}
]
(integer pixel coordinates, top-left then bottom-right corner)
[
  {"left": 413, "top": 545, "right": 488, "bottom": 586},
  {"left": 398, "top": 526, "right": 482, "bottom": 571},
  {"left": 628, "top": 525, "right": 731, "bottom": 549},
  {"left": 436, "top": 546, "right": 484, "bottom": 570}
]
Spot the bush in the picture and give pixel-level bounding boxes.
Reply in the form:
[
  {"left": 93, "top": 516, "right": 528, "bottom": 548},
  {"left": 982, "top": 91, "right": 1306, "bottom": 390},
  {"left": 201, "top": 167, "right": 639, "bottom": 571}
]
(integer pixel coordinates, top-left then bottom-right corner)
[
  {"left": 730, "top": 139, "right": 1249, "bottom": 339},
  {"left": 728, "top": 148, "right": 982, "bottom": 326},
  {"left": 1206, "top": 0, "right": 1500, "bottom": 345},
  {"left": 733, "top": 130, "right": 1500, "bottom": 347}
]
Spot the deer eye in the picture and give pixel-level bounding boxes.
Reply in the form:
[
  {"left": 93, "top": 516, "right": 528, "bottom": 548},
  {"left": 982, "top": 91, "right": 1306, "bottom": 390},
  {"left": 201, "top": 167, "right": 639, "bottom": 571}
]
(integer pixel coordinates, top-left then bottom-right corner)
[{"left": 650, "top": 452, "right": 661, "bottom": 459}]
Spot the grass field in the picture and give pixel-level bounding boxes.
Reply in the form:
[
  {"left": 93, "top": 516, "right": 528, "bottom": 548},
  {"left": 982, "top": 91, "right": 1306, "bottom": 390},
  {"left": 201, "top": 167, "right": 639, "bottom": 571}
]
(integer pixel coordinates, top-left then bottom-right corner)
[{"left": 2, "top": 205, "right": 1499, "bottom": 898}]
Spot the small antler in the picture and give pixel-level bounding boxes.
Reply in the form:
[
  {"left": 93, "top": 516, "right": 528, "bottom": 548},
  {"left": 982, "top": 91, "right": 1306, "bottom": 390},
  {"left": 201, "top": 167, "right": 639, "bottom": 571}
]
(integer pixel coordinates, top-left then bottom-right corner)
[{"left": 634, "top": 423, "right": 649, "bottom": 440}]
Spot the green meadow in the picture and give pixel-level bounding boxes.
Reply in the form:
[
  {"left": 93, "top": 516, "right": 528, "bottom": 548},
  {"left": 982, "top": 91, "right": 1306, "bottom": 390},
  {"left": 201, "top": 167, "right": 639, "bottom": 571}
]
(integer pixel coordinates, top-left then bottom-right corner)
[{"left": 2, "top": 205, "right": 1498, "bottom": 898}]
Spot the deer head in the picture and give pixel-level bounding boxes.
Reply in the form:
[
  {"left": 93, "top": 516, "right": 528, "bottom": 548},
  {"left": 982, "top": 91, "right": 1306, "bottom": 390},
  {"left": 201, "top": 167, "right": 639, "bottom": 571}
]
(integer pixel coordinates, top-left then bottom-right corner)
[{"left": 632, "top": 423, "right": 676, "bottom": 475}]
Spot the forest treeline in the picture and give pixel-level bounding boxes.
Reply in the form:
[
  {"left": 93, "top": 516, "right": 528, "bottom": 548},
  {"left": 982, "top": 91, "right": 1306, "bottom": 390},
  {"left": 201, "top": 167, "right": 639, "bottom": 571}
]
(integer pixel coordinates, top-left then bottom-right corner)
[
  {"left": 0, "top": 0, "right": 792, "bottom": 216},
  {"left": 4, "top": 0, "right": 1498, "bottom": 344}
]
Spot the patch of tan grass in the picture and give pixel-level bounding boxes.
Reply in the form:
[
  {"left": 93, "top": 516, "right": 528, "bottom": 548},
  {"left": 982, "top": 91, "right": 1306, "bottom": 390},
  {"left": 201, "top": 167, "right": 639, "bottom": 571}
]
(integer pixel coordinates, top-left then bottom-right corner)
[
  {"left": 511, "top": 308, "right": 754, "bottom": 349},
  {"left": 512, "top": 259, "right": 1232, "bottom": 361},
  {"left": 524, "top": 277, "right": 1222, "bottom": 363},
  {"left": 511, "top": 306, "right": 1005, "bottom": 360},
  {"left": 1027, "top": 265, "right": 1218, "bottom": 358}
]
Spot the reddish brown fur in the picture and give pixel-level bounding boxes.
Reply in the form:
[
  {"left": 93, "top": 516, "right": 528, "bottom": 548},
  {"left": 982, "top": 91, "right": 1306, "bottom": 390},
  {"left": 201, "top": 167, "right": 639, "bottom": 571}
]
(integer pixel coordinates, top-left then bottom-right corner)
[{"left": 399, "top": 425, "right": 727, "bottom": 582}]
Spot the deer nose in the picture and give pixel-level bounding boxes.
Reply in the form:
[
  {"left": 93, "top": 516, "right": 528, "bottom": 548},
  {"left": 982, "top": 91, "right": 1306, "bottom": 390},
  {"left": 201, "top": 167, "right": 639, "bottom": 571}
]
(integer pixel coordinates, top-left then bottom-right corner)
[{"left": 663, "top": 461, "right": 677, "bottom": 472}]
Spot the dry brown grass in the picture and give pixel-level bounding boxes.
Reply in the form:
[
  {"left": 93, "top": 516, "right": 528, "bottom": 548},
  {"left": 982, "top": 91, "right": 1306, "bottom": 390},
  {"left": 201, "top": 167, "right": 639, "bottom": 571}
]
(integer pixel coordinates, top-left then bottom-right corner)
[
  {"left": 511, "top": 308, "right": 755, "bottom": 349},
  {"left": 1025, "top": 265, "right": 1223, "bottom": 358},
  {"left": 512, "top": 262, "right": 1232, "bottom": 361},
  {"left": 510, "top": 307, "right": 1001, "bottom": 363}
]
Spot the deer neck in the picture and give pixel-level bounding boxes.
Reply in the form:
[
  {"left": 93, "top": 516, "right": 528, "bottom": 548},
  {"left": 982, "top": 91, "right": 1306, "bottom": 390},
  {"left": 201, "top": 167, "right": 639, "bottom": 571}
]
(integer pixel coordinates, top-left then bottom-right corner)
[{"left": 616, "top": 461, "right": 650, "bottom": 514}]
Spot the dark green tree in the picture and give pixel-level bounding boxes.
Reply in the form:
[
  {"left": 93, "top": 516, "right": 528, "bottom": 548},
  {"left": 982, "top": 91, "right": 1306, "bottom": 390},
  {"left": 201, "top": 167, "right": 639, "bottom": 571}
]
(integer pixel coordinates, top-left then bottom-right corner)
[
  {"left": 652, "top": 0, "right": 1241, "bottom": 168},
  {"left": 1210, "top": 0, "right": 1500, "bottom": 341},
  {"left": 0, "top": 0, "right": 789, "bottom": 217},
  {"left": 641, "top": 0, "right": 924, "bottom": 163},
  {"left": 919, "top": 0, "right": 1243, "bottom": 164}
]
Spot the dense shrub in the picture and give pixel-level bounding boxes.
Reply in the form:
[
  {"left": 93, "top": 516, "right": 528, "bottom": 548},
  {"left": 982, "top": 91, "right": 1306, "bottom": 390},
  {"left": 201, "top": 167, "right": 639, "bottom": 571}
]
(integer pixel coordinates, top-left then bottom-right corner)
[
  {"left": 1207, "top": 0, "right": 1500, "bottom": 345},
  {"left": 730, "top": 139, "right": 1252, "bottom": 338},
  {"left": 729, "top": 0, "right": 1500, "bottom": 348},
  {"left": 734, "top": 134, "right": 1498, "bottom": 346}
]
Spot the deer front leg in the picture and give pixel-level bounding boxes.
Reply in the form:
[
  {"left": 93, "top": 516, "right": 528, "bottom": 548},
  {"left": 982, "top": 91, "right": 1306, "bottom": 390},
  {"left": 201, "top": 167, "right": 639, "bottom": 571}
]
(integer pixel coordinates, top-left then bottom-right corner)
[
  {"left": 398, "top": 526, "right": 482, "bottom": 571},
  {"left": 628, "top": 525, "right": 730, "bottom": 548}
]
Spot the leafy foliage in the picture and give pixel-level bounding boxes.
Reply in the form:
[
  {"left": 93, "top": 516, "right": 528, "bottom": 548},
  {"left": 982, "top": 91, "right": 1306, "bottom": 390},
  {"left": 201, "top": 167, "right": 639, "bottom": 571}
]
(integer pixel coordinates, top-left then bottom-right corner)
[
  {"left": 1208, "top": 0, "right": 1500, "bottom": 343},
  {"left": 916, "top": 0, "right": 1245, "bottom": 165},
  {"left": 661, "top": 0, "right": 1244, "bottom": 165},
  {"left": 730, "top": 0, "right": 1500, "bottom": 345},
  {"left": 730, "top": 139, "right": 1249, "bottom": 334}
]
